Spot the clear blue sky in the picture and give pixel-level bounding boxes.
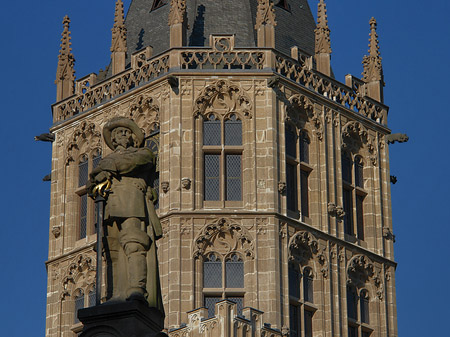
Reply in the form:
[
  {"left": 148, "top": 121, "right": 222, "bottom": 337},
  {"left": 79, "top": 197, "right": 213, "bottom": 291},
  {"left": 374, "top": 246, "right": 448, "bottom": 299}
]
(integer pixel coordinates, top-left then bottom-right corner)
[{"left": 0, "top": 1, "right": 448, "bottom": 336}]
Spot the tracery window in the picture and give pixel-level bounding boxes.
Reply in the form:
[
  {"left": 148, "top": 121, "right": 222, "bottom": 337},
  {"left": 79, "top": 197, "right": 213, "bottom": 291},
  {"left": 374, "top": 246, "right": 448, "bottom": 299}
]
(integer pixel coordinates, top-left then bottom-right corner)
[
  {"left": 289, "top": 265, "right": 316, "bottom": 337},
  {"left": 203, "top": 252, "right": 244, "bottom": 317},
  {"left": 203, "top": 114, "right": 243, "bottom": 205},
  {"left": 285, "top": 125, "right": 311, "bottom": 219},
  {"left": 73, "top": 284, "right": 96, "bottom": 325},
  {"left": 342, "top": 153, "right": 366, "bottom": 240},
  {"left": 347, "top": 286, "right": 372, "bottom": 337},
  {"left": 76, "top": 149, "right": 102, "bottom": 240},
  {"left": 73, "top": 289, "right": 85, "bottom": 324}
]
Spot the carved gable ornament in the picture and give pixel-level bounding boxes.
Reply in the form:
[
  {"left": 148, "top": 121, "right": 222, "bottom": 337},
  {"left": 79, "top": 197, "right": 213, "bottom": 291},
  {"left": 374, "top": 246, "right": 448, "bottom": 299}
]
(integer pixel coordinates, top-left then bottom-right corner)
[
  {"left": 193, "top": 218, "right": 254, "bottom": 259},
  {"left": 60, "top": 254, "right": 95, "bottom": 300},
  {"left": 128, "top": 94, "right": 160, "bottom": 135},
  {"left": 66, "top": 121, "right": 102, "bottom": 164},
  {"left": 194, "top": 80, "right": 252, "bottom": 119},
  {"left": 286, "top": 94, "right": 323, "bottom": 140},
  {"left": 289, "top": 231, "right": 328, "bottom": 277},
  {"left": 341, "top": 121, "right": 378, "bottom": 165},
  {"left": 347, "top": 254, "right": 383, "bottom": 299}
]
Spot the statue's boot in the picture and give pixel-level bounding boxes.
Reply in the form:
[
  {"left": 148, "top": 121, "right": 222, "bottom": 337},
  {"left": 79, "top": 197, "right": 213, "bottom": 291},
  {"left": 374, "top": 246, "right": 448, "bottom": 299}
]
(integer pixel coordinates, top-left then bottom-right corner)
[
  {"left": 126, "top": 250, "right": 148, "bottom": 301},
  {"left": 119, "top": 218, "right": 151, "bottom": 302}
]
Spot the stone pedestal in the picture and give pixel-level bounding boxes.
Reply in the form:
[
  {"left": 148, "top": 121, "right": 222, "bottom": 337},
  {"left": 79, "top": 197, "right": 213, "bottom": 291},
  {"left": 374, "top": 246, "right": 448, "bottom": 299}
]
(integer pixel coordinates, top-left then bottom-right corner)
[{"left": 78, "top": 300, "right": 166, "bottom": 337}]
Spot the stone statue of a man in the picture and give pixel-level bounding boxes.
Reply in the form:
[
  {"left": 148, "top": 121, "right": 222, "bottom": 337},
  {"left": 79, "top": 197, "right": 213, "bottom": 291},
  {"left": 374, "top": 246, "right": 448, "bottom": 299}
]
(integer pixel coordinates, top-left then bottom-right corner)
[{"left": 88, "top": 117, "right": 163, "bottom": 314}]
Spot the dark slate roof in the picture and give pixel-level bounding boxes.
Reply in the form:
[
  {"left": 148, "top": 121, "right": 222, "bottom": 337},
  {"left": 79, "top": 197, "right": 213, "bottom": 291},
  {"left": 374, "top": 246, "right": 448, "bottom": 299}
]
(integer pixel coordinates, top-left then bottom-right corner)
[{"left": 124, "top": 0, "right": 316, "bottom": 57}]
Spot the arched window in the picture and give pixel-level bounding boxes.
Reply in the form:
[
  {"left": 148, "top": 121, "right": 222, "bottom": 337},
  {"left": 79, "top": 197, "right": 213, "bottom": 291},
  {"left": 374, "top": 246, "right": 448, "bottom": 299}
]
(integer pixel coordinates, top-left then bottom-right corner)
[
  {"left": 285, "top": 125, "right": 312, "bottom": 219},
  {"left": 203, "top": 114, "right": 243, "bottom": 204},
  {"left": 225, "top": 253, "right": 244, "bottom": 288},
  {"left": 303, "top": 268, "right": 314, "bottom": 303},
  {"left": 203, "top": 253, "right": 222, "bottom": 288},
  {"left": 299, "top": 131, "right": 310, "bottom": 164},
  {"left": 347, "top": 285, "right": 358, "bottom": 320},
  {"left": 88, "top": 285, "right": 96, "bottom": 307},
  {"left": 342, "top": 153, "right": 367, "bottom": 241},
  {"left": 203, "top": 252, "right": 244, "bottom": 318},
  {"left": 289, "top": 265, "right": 316, "bottom": 337},
  {"left": 347, "top": 287, "right": 372, "bottom": 337},
  {"left": 73, "top": 289, "right": 85, "bottom": 324},
  {"left": 78, "top": 155, "right": 89, "bottom": 240},
  {"left": 76, "top": 149, "right": 102, "bottom": 240}
]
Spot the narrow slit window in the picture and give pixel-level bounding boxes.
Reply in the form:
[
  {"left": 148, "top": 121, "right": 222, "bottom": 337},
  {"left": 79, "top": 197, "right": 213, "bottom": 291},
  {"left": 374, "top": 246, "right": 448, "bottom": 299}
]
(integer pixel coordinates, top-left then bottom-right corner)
[
  {"left": 79, "top": 194, "right": 88, "bottom": 240},
  {"left": 356, "top": 195, "right": 365, "bottom": 240},
  {"left": 286, "top": 163, "right": 298, "bottom": 212},
  {"left": 347, "top": 286, "right": 358, "bottom": 320},
  {"left": 342, "top": 153, "right": 352, "bottom": 184},
  {"left": 203, "top": 253, "right": 222, "bottom": 288},
  {"left": 303, "top": 268, "right": 314, "bottom": 303},
  {"left": 300, "top": 131, "right": 310, "bottom": 163},
  {"left": 204, "top": 154, "right": 220, "bottom": 201},
  {"left": 78, "top": 156, "right": 89, "bottom": 187},
  {"left": 355, "top": 156, "right": 364, "bottom": 188},
  {"left": 343, "top": 188, "right": 354, "bottom": 235},
  {"left": 288, "top": 266, "right": 300, "bottom": 299},
  {"left": 226, "top": 154, "right": 242, "bottom": 201},
  {"left": 224, "top": 115, "right": 242, "bottom": 146},
  {"left": 203, "top": 115, "right": 221, "bottom": 146},
  {"left": 285, "top": 126, "right": 297, "bottom": 158},
  {"left": 88, "top": 286, "right": 96, "bottom": 307},
  {"left": 360, "top": 290, "right": 370, "bottom": 324},
  {"left": 74, "top": 290, "right": 85, "bottom": 323},
  {"left": 225, "top": 253, "right": 244, "bottom": 288},
  {"left": 300, "top": 170, "right": 309, "bottom": 217}
]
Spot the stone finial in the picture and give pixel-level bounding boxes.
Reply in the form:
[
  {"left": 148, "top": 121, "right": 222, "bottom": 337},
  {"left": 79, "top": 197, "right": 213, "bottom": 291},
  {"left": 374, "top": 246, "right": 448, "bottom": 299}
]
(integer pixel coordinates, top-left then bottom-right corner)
[
  {"left": 362, "top": 17, "right": 383, "bottom": 82},
  {"left": 168, "top": 0, "right": 186, "bottom": 25},
  {"left": 315, "top": 0, "right": 331, "bottom": 54},
  {"left": 255, "top": 0, "right": 277, "bottom": 29},
  {"left": 168, "top": 0, "right": 187, "bottom": 47},
  {"left": 314, "top": 0, "right": 331, "bottom": 76},
  {"left": 255, "top": 0, "right": 277, "bottom": 48},
  {"left": 111, "top": 0, "right": 127, "bottom": 53},
  {"left": 111, "top": 0, "right": 127, "bottom": 75},
  {"left": 362, "top": 17, "right": 384, "bottom": 102},
  {"left": 55, "top": 15, "right": 75, "bottom": 101}
]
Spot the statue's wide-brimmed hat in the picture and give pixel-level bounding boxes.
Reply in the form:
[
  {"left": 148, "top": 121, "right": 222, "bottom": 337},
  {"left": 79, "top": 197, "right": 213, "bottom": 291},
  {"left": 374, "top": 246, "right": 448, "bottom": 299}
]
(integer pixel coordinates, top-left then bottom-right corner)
[{"left": 103, "top": 117, "right": 144, "bottom": 150}]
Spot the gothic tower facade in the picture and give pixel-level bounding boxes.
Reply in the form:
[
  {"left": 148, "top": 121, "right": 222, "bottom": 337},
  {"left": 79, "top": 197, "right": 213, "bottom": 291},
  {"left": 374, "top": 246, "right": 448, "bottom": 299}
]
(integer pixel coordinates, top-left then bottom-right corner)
[{"left": 45, "top": 1, "right": 398, "bottom": 336}]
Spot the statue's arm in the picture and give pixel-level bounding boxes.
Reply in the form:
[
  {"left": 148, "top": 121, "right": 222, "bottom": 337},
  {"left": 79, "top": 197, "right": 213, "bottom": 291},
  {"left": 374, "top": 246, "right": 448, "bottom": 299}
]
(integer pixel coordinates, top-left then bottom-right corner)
[{"left": 113, "top": 148, "right": 155, "bottom": 175}]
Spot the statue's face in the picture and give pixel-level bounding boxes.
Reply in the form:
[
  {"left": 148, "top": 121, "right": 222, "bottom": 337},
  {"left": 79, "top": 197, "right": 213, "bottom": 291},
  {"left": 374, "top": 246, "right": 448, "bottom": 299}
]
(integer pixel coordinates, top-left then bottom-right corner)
[{"left": 112, "top": 127, "right": 134, "bottom": 149}]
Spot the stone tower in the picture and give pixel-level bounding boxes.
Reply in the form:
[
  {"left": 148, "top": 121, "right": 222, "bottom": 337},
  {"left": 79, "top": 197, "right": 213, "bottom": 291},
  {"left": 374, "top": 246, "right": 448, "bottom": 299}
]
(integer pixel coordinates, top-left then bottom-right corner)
[{"left": 45, "top": 1, "right": 398, "bottom": 336}]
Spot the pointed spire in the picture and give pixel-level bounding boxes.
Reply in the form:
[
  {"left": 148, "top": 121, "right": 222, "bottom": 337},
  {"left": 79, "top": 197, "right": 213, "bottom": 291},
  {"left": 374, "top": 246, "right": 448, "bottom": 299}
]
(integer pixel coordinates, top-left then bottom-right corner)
[
  {"left": 255, "top": 0, "right": 277, "bottom": 48},
  {"left": 111, "top": 0, "right": 127, "bottom": 75},
  {"left": 315, "top": 0, "right": 331, "bottom": 54},
  {"left": 362, "top": 17, "right": 384, "bottom": 102},
  {"left": 314, "top": 0, "right": 331, "bottom": 76},
  {"left": 55, "top": 15, "right": 75, "bottom": 101},
  {"left": 362, "top": 17, "right": 383, "bottom": 82},
  {"left": 111, "top": 0, "right": 127, "bottom": 53},
  {"left": 168, "top": 0, "right": 187, "bottom": 48}
]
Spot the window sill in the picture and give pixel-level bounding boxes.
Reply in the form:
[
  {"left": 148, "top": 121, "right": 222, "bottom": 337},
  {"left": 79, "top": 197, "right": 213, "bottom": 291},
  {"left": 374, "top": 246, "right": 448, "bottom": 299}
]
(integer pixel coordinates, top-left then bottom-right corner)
[{"left": 204, "top": 200, "right": 243, "bottom": 209}]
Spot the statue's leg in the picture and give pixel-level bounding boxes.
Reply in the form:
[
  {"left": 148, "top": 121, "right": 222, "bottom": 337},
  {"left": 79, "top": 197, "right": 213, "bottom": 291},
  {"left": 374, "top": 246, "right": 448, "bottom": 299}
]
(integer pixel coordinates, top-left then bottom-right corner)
[{"left": 119, "top": 217, "right": 151, "bottom": 300}]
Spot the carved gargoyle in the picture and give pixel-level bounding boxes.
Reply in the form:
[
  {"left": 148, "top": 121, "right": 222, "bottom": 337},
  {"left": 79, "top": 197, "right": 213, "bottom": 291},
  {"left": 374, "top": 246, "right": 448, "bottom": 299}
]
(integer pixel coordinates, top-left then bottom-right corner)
[{"left": 386, "top": 133, "right": 409, "bottom": 144}]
